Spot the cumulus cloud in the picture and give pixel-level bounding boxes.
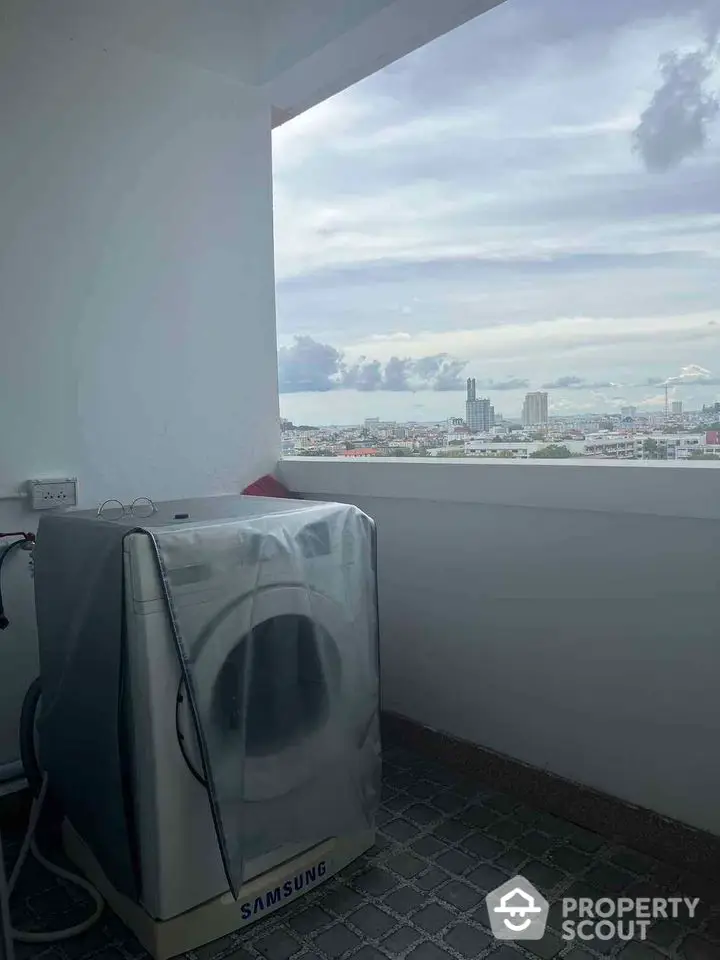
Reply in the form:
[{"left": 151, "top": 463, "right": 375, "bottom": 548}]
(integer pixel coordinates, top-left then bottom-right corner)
[
  {"left": 633, "top": 37, "right": 720, "bottom": 171},
  {"left": 664, "top": 363, "right": 720, "bottom": 384},
  {"left": 277, "top": 336, "right": 343, "bottom": 392},
  {"left": 278, "top": 337, "right": 469, "bottom": 392}
]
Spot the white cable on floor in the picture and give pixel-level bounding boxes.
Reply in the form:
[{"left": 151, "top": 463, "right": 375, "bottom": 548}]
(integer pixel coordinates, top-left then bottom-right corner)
[{"left": 8, "top": 775, "right": 105, "bottom": 943}]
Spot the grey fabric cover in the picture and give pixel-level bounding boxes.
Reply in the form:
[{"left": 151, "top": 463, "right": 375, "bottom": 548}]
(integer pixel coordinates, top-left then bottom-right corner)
[{"left": 34, "top": 496, "right": 380, "bottom": 900}]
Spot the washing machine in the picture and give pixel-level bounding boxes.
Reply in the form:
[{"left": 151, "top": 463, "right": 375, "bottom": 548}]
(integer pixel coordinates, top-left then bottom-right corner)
[{"left": 33, "top": 496, "right": 381, "bottom": 959}]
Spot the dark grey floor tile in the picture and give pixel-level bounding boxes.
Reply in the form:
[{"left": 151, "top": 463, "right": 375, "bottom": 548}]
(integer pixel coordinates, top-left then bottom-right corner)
[
  {"left": 410, "top": 836, "right": 447, "bottom": 859},
  {"left": 415, "top": 868, "right": 450, "bottom": 892},
  {"left": 646, "top": 918, "right": 684, "bottom": 949},
  {"left": 289, "top": 906, "right": 334, "bottom": 936},
  {"left": 392, "top": 773, "right": 422, "bottom": 792},
  {"left": 381, "top": 925, "right": 424, "bottom": 954},
  {"left": 434, "top": 849, "right": 476, "bottom": 877},
  {"left": 488, "top": 946, "right": 526, "bottom": 958},
  {"left": 386, "top": 853, "right": 426, "bottom": 879},
  {"left": 312, "top": 923, "right": 361, "bottom": 959},
  {"left": 562, "top": 825, "right": 606, "bottom": 854},
  {"left": 479, "top": 793, "right": 519, "bottom": 815},
  {"left": 460, "top": 834, "right": 505, "bottom": 861},
  {"left": 547, "top": 845, "right": 592, "bottom": 875},
  {"left": 522, "top": 930, "right": 564, "bottom": 959},
  {"left": 404, "top": 804, "right": 439, "bottom": 826},
  {"left": 376, "top": 810, "right": 393, "bottom": 827},
  {"left": 410, "top": 782, "right": 442, "bottom": 801},
  {"left": 383, "top": 795, "right": 412, "bottom": 813},
  {"left": 319, "top": 885, "right": 365, "bottom": 917},
  {"left": 584, "top": 863, "right": 635, "bottom": 893},
  {"left": 516, "top": 832, "right": 554, "bottom": 857},
  {"left": 222, "top": 949, "right": 254, "bottom": 960},
  {"left": 465, "top": 863, "right": 510, "bottom": 893},
  {"left": 350, "top": 949, "right": 385, "bottom": 960},
  {"left": 370, "top": 835, "right": 395, "bottom": 856},
  {"left": 432, "top": 794, "right": 467, "bottom": 815},
  {"left": 383, "top": 819, "right": 422, "bottom": 842},
  {"left": 436, "top": 880, "right": 483, "bottom": 912},
  {"left": 561, "top": 880, "right": 605, "bottom": 904},
  {"left": 494, "top": 848, "right": 528, "bottom": 873},
  {"left": 406, "top": 944, "right": 453, "bottom": 960},
  {"left": 458, "top": 806, "right": 500, "bottom": 831},
  {"left": 352, "top": 868, "right": 397, "bottom": 897},
  {"left": 607, "top": 848, "right": 658, "bottom": 875},
  {"left": 254, "top": 931, "right": 301, "bottom": 960},
  {"left": 433, "top": 820, "right": 472, "bottom": 844},
  {"left": 520, "top": 861, "right": 566, "bottom": 894},
  {"left": 616, "top": 943, "right": 666, "bottom": 959},
  {"left": 562, "top": 950, "right": 596, "bottom": 960},
  {"left": 347, "top": 904, "right": 396, "bottom": 938},
  {"left": 442, "top": 922, "right": 491, "bottom": 957},
  {"left": 679, "top": 934, "right": 718, "bottom": 960},
  {"left": 412, "top": 903, "right": 455, "bottom": 934},
  {"left": 383, "top": 886, "right": 427, "bottom": 916},
  {"left": 533, "top": 813, "right": 574, "bottom": 838},
  {"left": 488, "top": 819, "right": 526, "bottom": 843}
]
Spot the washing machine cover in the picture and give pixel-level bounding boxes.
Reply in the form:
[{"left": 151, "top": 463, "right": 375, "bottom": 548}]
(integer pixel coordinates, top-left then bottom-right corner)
[{"left": 34, "top": 497, "right": 381, "bottom": 901}]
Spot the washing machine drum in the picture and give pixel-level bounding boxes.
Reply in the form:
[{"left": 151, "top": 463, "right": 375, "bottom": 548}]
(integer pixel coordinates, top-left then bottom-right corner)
[{"left": 177, "top": 585, "right": 347, "bottom": 802}]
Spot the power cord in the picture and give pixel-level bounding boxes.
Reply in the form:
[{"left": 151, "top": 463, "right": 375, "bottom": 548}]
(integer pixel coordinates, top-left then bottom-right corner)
[
  {"left": 0, "top": 678, "right": 105, "bottom": 951},
  {"left": 0, "top": 533, "right": 35, "bottom": 630},
  {"left": 6, "top": 775, "right": 104, "bottom": 942}
]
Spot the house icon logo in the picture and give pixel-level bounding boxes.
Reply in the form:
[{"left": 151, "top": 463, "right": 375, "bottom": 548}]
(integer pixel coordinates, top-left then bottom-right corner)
[{"left": 485, "top": 875, "right": 549, "bottom": 940}]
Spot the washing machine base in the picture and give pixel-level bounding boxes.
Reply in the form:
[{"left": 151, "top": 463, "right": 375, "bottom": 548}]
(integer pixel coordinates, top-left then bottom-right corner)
[{"left": 62, "top": 821, "right": 375, "bottom": 960}]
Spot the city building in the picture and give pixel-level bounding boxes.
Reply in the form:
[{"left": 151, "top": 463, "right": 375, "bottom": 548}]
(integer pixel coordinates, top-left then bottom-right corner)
[
  {"left": 522, "top": 391, "right": 549, "bottom": 427},
  {"left": 465, "top": 378, "right": 494, "bottom": 432},
  {"left": 672, "top": 401, "right": 683, "bottom": 416},
  {"left": 621, "top": 406, "right": 638, "bottom": 418}
]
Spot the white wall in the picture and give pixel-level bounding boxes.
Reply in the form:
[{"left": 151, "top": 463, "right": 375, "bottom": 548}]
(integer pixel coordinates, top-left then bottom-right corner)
[
  {"left": 0, "top": 22, "right": 280, "bottom": 775},
  {"left": 282, "top": 458, "right": 720, "bottom": 835}
]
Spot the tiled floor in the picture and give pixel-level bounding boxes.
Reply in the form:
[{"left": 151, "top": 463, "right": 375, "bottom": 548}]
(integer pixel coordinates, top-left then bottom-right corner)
[{"left": 3, "top": 740, "right": 720, "bottom": 960}]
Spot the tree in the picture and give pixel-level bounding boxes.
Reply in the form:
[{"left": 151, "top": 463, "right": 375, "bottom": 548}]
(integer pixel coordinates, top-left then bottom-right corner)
[
  {"left": 387, "top": 447, "right": 411, "bottom": 457},
  {"left": 643, "top": 438, "right": 660, "bottom": 460},
  {"left": 529, "top": 444, "right": 573, "bottom": 459},
  {"left": 298, "top": 448, "right": 336, "bottom": 457}
]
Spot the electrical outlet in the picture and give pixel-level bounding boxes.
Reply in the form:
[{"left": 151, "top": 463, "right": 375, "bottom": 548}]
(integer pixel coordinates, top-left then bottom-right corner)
[{"left": 28, "top": 478, "right": 78, "bottom": 510}]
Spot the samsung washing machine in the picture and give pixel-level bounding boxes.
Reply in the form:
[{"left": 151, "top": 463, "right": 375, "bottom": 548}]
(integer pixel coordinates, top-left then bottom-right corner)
[{"left": 33, "top": 496, "right": 381, "bottom": 959}]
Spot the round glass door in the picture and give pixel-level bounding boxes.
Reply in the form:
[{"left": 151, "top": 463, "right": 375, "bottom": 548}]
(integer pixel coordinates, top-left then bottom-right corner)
[{"left": 211, "top": 614, "right": 341, "bottom": 757}]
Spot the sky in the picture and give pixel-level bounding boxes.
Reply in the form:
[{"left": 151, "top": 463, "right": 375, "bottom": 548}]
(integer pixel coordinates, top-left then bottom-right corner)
[{"left": 272, "top": 0, "right": 720, "bottom": 425}]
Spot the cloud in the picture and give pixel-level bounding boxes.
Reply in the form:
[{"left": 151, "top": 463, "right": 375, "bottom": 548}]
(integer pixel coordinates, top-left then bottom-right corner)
[
  {"left": 543, "top": 375, "right": 618, "bottom": 389},
  {"left": 542, "top": 375, "right": 585, "bottom": 388},
  {"left": 632, "top": 41, "right": 720, "bottom": 171},
  {"left": 278, "top": 337, "right": 469, "bottom": 392},
  {"left": 343, "top": 358, "right": 383, "bottom": 391},
  {"left": 278, "top": 336, "right": 343, "bottom": 392},
  {"left": 664, "top": 363, "right": 720, "bottom": 384},
  {"left": 477, "top": 378, "right": 531, "bottom": 391}
]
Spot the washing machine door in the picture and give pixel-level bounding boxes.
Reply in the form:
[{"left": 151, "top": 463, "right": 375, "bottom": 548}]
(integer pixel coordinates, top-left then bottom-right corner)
[{"left": 175, "top": 583, "right": 378, "bottom": 894}]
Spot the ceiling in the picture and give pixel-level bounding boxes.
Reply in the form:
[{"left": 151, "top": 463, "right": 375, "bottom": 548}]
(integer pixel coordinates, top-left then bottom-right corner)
[{"left": 4, "top": 0, "right": 504, "bottom": 125}]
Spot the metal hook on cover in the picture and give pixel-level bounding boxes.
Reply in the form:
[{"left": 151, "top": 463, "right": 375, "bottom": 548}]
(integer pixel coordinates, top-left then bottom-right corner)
[
  {"left": 130, "top": 497, "right": 157, "bottom": 518},
  {"left": 97, "top": 499, "right": 125, "bottom": 519},
  {"left": 97, "top": 498, "right": 157, "bottom": 520}
]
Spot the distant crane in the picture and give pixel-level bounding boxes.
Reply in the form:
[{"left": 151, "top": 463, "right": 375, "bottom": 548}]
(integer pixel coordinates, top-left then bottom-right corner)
[{"left": 664, "top": 383, "right": 669, "bottom": 422}]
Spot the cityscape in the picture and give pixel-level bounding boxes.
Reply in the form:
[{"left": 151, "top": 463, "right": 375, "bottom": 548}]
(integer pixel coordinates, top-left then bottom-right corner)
[{"left": 281, "top": 378, "right": 720, "bottom": 462}]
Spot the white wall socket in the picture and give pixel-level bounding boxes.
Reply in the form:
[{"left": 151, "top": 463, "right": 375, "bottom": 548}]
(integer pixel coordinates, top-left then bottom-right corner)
[{"left": 28, "top": 477, "right": 78, "bottom": 510}]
